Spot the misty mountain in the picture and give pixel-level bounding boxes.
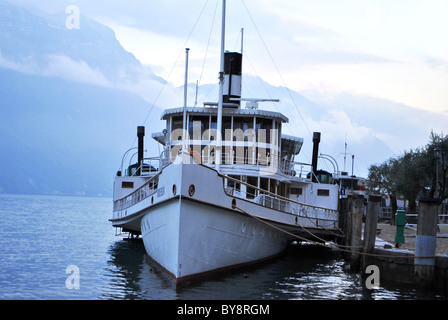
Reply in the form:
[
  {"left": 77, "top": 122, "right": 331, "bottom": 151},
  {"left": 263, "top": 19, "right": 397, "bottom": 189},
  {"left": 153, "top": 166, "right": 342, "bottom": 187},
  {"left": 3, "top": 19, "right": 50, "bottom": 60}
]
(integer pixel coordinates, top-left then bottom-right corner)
[
  {"left": 0, "top": 1, "right": 164, "bottom": 196},
  {"left": 0, "top": 67, "right": 160, "bottom": 196},
  {"left": 1, "top": 0, "right": 446, "bottom": 197},
  {"left": 0, "top": 0, "right": 152, "bottom": 82}
]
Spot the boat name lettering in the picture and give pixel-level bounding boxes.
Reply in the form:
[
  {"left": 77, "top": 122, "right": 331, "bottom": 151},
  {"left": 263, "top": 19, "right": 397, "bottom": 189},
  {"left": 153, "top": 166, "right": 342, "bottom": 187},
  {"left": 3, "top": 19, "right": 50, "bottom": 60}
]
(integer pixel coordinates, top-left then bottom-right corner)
[{"left": 157, "top": 186, "right": 165, "bottom": 198}]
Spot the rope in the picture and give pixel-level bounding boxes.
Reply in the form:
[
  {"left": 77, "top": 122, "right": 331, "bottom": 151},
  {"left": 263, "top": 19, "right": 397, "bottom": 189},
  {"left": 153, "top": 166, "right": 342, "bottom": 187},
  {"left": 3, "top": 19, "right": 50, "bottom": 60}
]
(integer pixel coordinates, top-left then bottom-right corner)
[
  {"left": 240, "top": 0, "right": 313, "bottom": 140},
  {"left": 235, "top": 206, "right": 439, "bottom": 260},
  {"left": 129, "top": 0, "right": 212, "bottom": 151}
]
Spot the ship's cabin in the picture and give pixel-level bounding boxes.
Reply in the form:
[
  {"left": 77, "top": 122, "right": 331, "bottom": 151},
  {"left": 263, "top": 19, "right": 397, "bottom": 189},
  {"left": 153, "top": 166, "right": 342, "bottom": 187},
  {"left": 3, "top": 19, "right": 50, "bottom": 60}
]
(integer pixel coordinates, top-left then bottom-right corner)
[
  {"left": 151, "top": 106, "right": 311, "bottom": 201},
  {"left": 115, "top": 50, "right": 339, "bottom": 211}
]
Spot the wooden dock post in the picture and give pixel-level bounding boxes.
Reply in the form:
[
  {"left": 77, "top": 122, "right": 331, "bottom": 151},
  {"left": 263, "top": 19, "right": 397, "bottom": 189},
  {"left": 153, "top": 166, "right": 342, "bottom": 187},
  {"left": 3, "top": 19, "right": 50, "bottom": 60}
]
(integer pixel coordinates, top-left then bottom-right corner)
[
  {"left": 414, "top": 197, "right": 439, "bottom": 286},
  {"left": 348, "top": 194, "right": 364, "bottom": 272},
  {"left": 362, "top": 195, "right": 381, "bottom": 269},
  {"left": 338, "top": 197, "right": 348, "bottom": 247}
]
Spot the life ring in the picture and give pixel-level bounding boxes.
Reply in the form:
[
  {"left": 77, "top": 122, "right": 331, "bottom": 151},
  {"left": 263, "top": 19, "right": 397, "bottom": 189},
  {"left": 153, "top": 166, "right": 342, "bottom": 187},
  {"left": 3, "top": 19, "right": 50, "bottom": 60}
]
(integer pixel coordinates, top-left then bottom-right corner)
[{"left": 189, "top": 150, "right": 202, "bottom": 164}]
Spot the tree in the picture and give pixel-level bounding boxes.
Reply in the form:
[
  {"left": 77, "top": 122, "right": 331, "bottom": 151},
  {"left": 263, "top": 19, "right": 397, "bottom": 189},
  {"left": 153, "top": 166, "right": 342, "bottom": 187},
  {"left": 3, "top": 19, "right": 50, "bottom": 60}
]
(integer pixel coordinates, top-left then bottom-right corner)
[
  {"left": 426, "top": 131, "right": 448, "bottom": 202},
  {"left": 367, "top": 131, "right": 448, "bottom": 217},
  {"left": 392, "top": 149, "right": 426, "bottom": 214},
  {"left": 367, "top": 158, "right": 399, "bottom": 221}
]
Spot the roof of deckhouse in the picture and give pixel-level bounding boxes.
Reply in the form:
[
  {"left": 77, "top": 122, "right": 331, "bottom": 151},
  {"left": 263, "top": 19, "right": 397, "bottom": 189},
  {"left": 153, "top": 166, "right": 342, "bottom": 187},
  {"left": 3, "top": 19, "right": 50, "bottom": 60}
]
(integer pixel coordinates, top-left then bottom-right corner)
[{"left": 160, "top": 106, "right": 289, "bottom": 123}]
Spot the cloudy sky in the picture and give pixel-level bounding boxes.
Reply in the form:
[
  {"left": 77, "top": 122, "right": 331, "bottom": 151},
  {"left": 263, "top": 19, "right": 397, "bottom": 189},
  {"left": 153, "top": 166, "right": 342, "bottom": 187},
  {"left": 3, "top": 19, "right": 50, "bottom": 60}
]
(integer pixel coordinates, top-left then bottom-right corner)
[{"left": 14, "top": 0, "right": 448, "bottom": 116}]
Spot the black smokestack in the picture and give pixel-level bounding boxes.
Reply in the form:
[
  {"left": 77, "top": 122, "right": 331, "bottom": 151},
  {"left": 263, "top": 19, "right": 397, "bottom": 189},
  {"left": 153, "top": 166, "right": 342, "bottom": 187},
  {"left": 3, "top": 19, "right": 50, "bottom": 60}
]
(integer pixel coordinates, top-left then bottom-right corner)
[
  {"left": 311, "top": 132, "right": 321, "bottom": 182},
  {"left": 137, "top": 126, "right": 145, "bottom": 167},
  {"left": 223, "top": 52, "right": 242, "bottom": 107}
]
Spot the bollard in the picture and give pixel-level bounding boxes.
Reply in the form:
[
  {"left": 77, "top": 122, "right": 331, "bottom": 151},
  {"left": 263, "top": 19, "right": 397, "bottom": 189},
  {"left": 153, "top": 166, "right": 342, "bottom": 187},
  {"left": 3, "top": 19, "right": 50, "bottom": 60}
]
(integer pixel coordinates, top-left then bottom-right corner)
[
  {"left": 414, "top": 197, "right": 439, "bottom": 287},
  {"left": 395, "top": 210, "right": 406, "bottom": 248}
]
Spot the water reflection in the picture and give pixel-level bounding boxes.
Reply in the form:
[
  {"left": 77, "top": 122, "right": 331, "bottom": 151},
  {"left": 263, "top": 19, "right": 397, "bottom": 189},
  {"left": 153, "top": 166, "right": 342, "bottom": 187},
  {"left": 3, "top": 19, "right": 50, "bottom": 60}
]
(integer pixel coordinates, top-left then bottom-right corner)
[
  {"left": 101, "top": 240, "right": 447, "bottom": 300},
  {"left": 101, "top": 239, "right": 175, "bottom": 300}
]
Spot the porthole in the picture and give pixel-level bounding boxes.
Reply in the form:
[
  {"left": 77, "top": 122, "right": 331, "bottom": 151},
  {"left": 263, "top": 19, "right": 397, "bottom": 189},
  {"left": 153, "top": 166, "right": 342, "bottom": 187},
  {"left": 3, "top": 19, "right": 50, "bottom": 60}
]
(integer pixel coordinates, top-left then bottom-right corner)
[
  {"left": 172, "top": 184, "right": 177, "bottom": 196},
  {"left": 188, "top": 184, "right": 195, "bottom": 196},
  {"left": 232, "top": 199, "right": 236, "bottom": 209}
]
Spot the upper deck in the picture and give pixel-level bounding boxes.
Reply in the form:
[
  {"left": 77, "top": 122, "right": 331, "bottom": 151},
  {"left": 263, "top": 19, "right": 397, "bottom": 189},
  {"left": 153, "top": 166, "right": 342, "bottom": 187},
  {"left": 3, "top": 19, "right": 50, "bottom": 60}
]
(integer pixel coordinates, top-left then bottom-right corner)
[{"left": 153, "top": 105, "right": 305, "bottom": 180}]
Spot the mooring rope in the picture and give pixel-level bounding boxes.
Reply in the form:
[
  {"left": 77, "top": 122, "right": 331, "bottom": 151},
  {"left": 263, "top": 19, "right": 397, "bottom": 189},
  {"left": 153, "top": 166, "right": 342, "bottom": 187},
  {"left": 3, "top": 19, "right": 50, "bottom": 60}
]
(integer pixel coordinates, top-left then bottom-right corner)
[{"left": 235, "top": 206, "right": 439, "bottom": 260}]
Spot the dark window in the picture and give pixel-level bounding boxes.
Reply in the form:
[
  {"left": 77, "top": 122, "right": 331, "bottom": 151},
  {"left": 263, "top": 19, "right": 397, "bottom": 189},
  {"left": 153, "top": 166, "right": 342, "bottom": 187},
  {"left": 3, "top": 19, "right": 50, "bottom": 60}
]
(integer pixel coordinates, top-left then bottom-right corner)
[
  {"left": 122, "top": 181, "right": 134, "bottom": 189},
  {"left": 246, "top": 176, "right": 258, "bottom": 199},
  {"left": 260, "top": 178, "right": 269, "bottom": 192},
  {"left": 317, "top": 189, "right": 330, "bottom": 196},
  {"left": 172, "top": 116, "right": 183, "bottom": 131}
]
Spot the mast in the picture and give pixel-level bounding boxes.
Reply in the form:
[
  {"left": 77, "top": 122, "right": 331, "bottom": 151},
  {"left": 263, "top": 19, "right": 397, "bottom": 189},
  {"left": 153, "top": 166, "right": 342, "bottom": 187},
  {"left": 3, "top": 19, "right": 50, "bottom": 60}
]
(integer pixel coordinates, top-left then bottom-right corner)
[
  {"left": 182, "top": 48, "right": 190, "bottom": 151},
  {"left": 216, "top": 0, "right": 226, "bottom": 173}
]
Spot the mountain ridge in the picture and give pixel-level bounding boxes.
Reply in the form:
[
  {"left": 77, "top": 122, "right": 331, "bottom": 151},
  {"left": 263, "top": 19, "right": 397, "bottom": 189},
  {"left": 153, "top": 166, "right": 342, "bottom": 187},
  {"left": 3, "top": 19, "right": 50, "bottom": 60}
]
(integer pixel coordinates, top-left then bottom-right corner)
[{"left": 1, "top": 0, "right": 446, "bottom": 196}]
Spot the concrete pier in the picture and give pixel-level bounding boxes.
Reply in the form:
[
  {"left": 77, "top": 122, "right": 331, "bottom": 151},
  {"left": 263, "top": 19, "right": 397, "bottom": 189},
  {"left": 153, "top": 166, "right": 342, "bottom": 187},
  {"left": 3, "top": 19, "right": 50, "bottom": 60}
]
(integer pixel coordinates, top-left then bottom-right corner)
[{"left": 339, "top": 195, "right": 448, "bottom": 291}]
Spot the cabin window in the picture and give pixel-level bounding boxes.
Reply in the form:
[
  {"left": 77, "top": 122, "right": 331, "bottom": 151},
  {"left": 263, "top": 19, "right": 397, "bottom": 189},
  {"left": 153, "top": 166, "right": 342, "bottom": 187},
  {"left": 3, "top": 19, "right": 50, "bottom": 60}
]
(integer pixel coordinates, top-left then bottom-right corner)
[
  {"left": 279, "top": 182, "right": 287, "bottom": 197},
  {"left": 317, "top": 189, "right": 330, "bottom": 196},
  {"left": 172, "top": 116, "right": 183, "bottom": 131},
  {"left": 233, "top": 117, "right": 253, "bottom": 133},
  {"left": 246, "top": 176, "right": 258, "bottom": 199},
  {"left": 269, "top": 179, "right": 276, "bottom": 194},
  {"left": 260, "top": 178, "right": 269, "bottom": 192},
  {"left": 210, "top": 116, "right": 217, "bottom": 141},
  {"left": 228, "top": 175, "right": 241, "bottom": 192},
  {"left": 171, "top": 116, "right": 184, "bottom": 141},
  {"left": 291, "top": 187, "right": 303, "bottom": 195},
  {"left": 189, "top": 115, "right": 209, "bottom": 139},
  {"left": 255, "top": 118, "right": 272, "bottom": 144},
  {"left": 122, "top": 181, "right": 134, "bottom": 189}
]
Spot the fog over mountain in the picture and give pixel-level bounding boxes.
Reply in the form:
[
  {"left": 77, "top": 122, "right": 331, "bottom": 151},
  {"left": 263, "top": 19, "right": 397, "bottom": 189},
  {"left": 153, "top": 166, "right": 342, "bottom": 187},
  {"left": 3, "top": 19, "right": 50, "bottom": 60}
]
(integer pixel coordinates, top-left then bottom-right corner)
[{"left": 1, "top": 0, "right": 446, "bottom": 197}]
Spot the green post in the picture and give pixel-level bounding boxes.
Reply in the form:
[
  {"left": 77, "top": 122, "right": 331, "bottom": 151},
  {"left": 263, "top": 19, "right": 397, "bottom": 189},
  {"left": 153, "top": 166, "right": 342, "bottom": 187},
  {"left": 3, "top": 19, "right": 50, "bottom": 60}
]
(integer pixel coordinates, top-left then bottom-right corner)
[{"left": 395, "top": 209, "right": 406, "bottom": 247}]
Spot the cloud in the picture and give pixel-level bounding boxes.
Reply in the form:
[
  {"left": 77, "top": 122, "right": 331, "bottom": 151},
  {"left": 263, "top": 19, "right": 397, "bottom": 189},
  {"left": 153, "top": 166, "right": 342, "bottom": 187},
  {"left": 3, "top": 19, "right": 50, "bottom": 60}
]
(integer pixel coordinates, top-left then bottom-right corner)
[
  {"left": 0, "top": 51, "right": 112, "bottom": 88},
  {"left": 0, "top": 51, "right": 37, "bottom": 74},
  {"left": 41, "top": 55, "right": 111, "bottom": 87}
]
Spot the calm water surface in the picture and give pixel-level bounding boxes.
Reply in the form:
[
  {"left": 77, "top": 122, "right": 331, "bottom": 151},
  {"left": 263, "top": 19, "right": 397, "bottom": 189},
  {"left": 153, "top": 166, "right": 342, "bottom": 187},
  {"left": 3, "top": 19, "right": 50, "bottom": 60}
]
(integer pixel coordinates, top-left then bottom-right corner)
[{"left": 0, "top": 194, "right": 445, "bottom": 300}]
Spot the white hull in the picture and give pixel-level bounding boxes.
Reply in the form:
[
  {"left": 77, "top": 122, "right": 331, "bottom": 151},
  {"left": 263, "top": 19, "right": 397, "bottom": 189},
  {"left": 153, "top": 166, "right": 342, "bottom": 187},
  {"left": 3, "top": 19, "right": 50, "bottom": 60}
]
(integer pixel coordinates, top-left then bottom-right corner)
[
  {"left": 141, "top": 196, "right": 288, "bottom": 283},
  {"left": 112, "top": 159, "right": 340, "bottom": 286}
]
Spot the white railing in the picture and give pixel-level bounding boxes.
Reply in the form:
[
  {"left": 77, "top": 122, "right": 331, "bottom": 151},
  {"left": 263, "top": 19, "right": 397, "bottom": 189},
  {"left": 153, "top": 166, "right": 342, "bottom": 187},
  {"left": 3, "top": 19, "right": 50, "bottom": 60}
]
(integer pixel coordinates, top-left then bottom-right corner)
[
  {"left": 223, "top": 175, "right": 338, "bottom": 225},
  {"left": 149, "top": 146, "right": 318, "bottom": 181},
  {"left": 113, "top": 175, "right": 159, "bottom": 212}
]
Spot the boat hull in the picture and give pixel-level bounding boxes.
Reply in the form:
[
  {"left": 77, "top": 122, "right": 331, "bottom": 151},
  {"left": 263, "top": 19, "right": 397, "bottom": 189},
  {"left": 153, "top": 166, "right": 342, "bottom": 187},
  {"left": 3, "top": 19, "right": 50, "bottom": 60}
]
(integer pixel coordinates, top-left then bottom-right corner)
[
  {"left": 112, "top": 158, "right": 340, "bottom": 286},
  {"left": 141, "top": 196, "right": 288, "bottom": 285}
]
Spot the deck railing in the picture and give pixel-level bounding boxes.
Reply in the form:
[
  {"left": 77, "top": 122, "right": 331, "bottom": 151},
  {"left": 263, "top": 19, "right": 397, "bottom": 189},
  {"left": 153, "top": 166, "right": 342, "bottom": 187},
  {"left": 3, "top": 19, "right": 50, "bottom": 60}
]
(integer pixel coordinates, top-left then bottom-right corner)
[
  {"left": 113, "top": 174, "right": 159, "bottom": 212},
  {"left": 222, "top": 174, "right": 338, "bottom": 226}
]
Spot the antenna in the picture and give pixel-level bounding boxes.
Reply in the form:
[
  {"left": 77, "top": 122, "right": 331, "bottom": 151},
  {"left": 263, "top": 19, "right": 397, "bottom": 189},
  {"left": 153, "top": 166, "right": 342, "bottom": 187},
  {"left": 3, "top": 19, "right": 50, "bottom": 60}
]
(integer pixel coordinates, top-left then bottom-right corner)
[
  {"left": 194, "top": 80, "right": 198, "bottom": 107},
  {"left": 343, "top": 135, "right": 347, "bottom": 171},
  {"left": 241, "top": 28, "right": 244, "bottom": 55}
]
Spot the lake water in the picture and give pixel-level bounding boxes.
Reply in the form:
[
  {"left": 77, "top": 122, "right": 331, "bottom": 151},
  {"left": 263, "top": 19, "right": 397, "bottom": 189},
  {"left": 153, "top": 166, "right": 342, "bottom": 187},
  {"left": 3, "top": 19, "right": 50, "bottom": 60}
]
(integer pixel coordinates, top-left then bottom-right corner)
[{"left": 0, "top": 194, "right": 446, "bottom": 300}]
